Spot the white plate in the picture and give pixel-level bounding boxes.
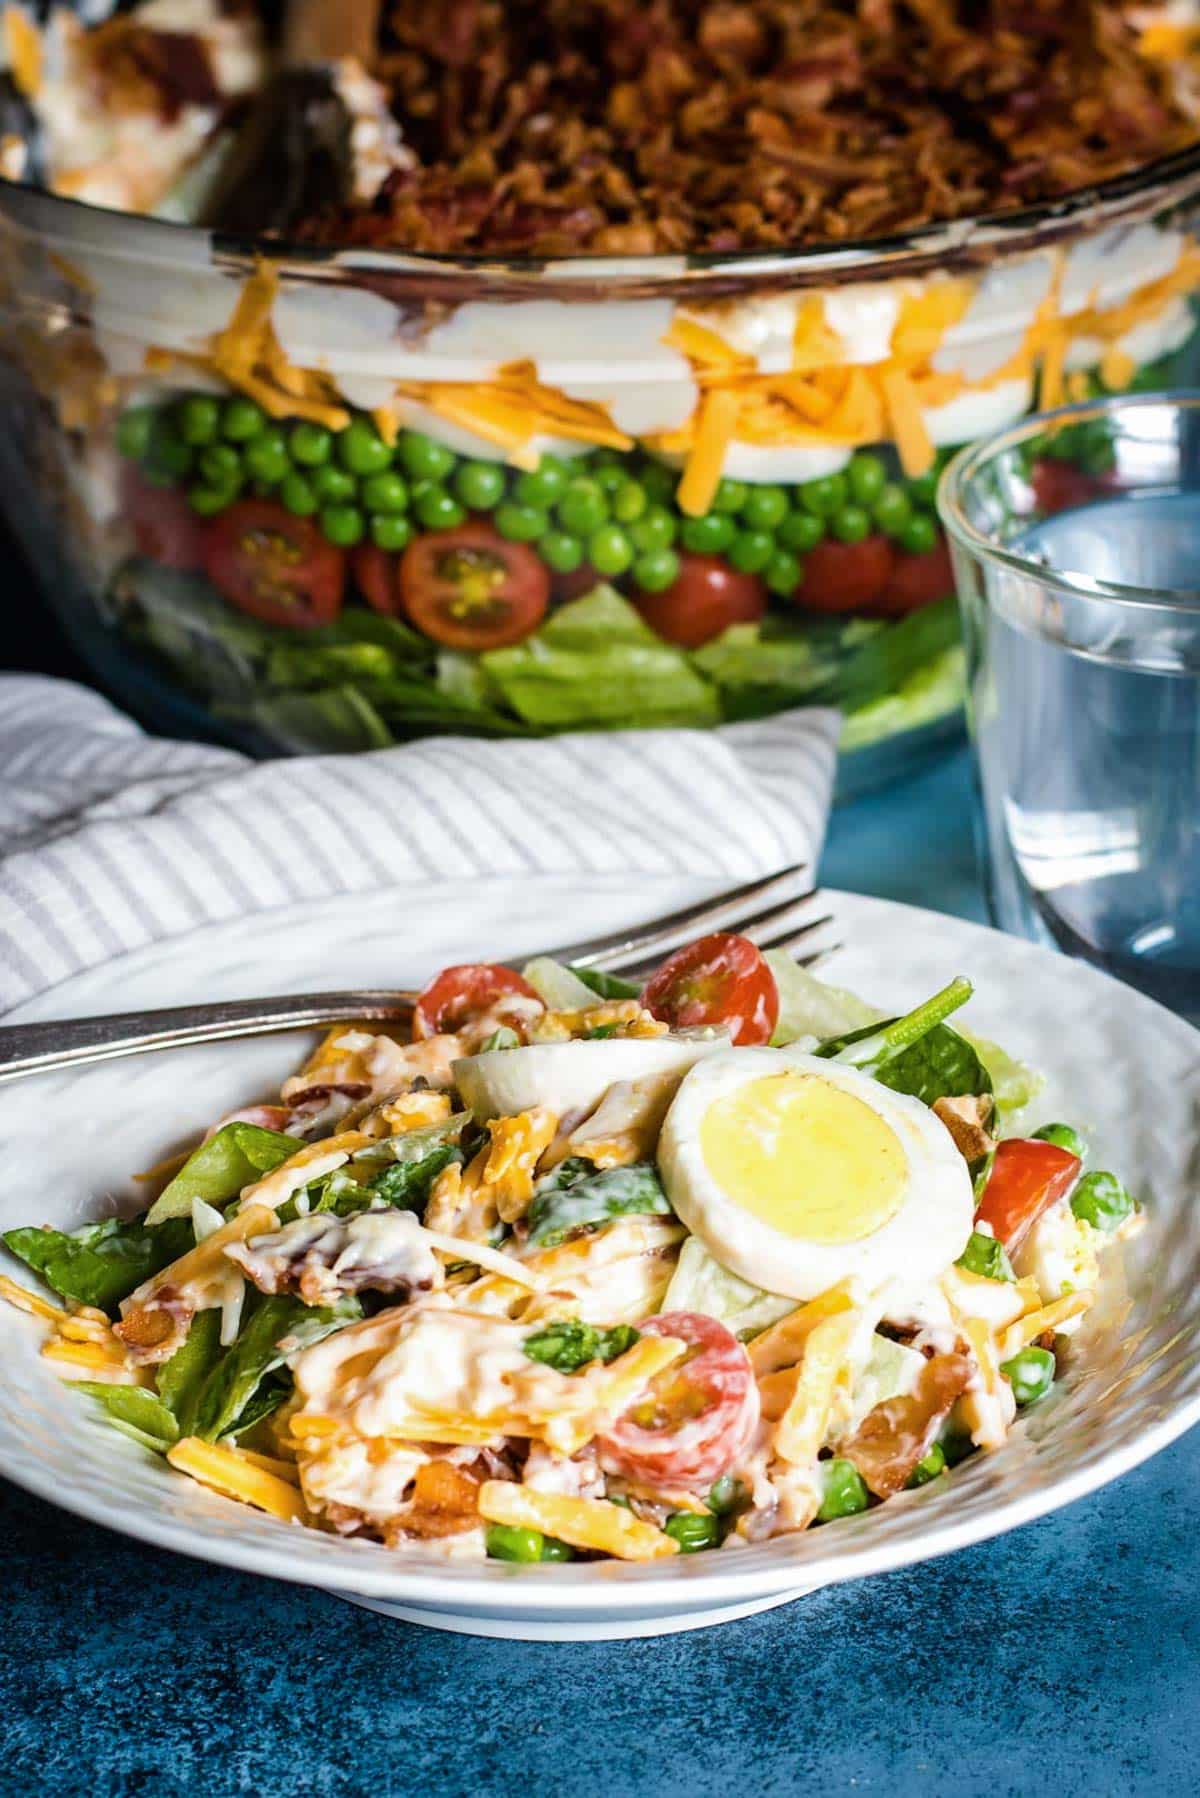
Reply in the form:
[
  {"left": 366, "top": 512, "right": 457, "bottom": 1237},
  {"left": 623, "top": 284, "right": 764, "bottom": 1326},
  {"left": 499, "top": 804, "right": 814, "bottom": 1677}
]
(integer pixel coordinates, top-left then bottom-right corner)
[{"left": 2, "top": 880, "right": 1199, "bottom": 1641}]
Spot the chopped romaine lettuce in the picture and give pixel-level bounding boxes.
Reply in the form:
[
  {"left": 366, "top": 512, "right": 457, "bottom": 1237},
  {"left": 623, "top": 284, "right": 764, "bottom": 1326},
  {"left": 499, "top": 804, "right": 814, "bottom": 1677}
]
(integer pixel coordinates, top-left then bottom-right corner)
[
  {"left": 146, "top": 1122, "right": 303, "bottom": 1226},
  {"left": 661, "top": 1237, "right": 796, "bottom": 1336},
  {"left": 157, "top": 1307, "right": 222, "bottom": 1432},
  {"left": 3, "top": 1214, "right": 192, "bottom": 1316},
  {"left": 766, "top": 951, "right": 882, "bottom": 1047},
  {"left": 189, "top": 1293, "right": 361, "bottom": 1441},
  {"left": 68, "top": 1381, "right": 180, "bottom": 1451},
  {"left": 521, "top": 957, "right": 600, "bottom": 1010},
  {"left": 526, "top": 1161, "right": 671, "bottom": 1248}
]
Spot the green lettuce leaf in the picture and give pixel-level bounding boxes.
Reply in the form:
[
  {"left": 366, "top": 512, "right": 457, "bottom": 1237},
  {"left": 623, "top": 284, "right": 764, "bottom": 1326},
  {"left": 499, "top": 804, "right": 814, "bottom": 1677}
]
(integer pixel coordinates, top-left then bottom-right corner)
[
  {"left": 661, "top": 1238, "right": 795, "bottom": 1336},
  {"left": 526, "top": 1161, "right": 672, "bottom": 1248},
  {"left": 766, "top": 951, "right": 883, "bottom": 1046},
  {"left": 839, "top": 645, "right": 964, "bottom": 752},
  {"left": 4, "top": 1215, "right": 193, "bottom": 1316},
  {"left": 68, "top": 1381, "right": 180, "bottom": 1451},
  {"left": 964, "top": 1032, "right": 1044, "bottom": 1123},
  {"left": 482, "top": 588, "right": 720, "bottom": 728},
  {"left": 157, "top": 1307, "right": 222, "bottom": 1433},
  {"left": 190, "top": 1293, "right": 361, "bottom": 1442},
  {"left": 146, "top": 1122, "right": 303, "bottom": 1226}
]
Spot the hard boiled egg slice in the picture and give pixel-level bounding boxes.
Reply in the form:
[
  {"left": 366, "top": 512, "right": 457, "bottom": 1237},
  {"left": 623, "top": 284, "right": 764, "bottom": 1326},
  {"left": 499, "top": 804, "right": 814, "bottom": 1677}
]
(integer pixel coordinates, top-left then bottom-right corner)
[
  {"left": 658, "top": 1047, "right": 974, "bottom": 1300},
  {"left": 453, "top": 1033, "right": 729, "bottom": 1124}
]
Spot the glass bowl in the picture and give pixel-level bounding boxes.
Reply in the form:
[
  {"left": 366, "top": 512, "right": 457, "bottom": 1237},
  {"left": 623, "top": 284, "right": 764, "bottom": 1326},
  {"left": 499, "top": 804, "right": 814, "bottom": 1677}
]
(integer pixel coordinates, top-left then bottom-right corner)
[{"left": 3, "top": 146, "right": 1200, "bottom": 790}]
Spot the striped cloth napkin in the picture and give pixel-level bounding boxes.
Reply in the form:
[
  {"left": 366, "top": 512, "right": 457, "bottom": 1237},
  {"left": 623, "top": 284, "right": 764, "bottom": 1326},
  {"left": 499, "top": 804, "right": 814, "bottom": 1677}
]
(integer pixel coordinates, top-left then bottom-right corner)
[{"left": 0, "top": 675, "right": 839, "bottom": 1013}]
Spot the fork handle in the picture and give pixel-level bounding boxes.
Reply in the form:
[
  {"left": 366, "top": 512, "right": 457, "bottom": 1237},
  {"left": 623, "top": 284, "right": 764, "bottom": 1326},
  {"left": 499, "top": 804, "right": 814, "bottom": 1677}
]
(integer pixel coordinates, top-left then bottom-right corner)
[{"left": 0, "top": 990, "right": 417, "bottom": 1085}]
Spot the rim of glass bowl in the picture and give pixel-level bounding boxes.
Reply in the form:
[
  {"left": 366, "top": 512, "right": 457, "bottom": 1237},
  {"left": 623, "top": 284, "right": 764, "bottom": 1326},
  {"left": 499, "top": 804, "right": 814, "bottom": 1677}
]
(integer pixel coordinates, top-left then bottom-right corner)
[
  {"left": 4, "top": 139, "right": 1200, "bottom": 299},
  {"left": 938, "top": 389, "right": 1200, "bottom": 620}
]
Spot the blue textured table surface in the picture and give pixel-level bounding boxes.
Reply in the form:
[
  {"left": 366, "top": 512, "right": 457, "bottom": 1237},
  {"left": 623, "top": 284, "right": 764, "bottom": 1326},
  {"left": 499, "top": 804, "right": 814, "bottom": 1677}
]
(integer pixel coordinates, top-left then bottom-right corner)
[{"left": 4, "top": 744, "right": 1197, "bottom": 1798}]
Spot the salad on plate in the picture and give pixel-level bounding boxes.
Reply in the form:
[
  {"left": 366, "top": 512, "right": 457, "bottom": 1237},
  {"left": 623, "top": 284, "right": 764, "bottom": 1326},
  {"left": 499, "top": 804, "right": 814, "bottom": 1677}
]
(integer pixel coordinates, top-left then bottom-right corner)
[{"left": 1, "top": 934, "right": 1141, "bottom": 1566}]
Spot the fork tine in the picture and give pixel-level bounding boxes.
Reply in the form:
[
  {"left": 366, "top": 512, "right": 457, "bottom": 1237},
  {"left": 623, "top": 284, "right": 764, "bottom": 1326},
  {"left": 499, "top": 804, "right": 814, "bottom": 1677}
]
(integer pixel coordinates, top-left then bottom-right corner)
[
  {"left": 552, "top": 863, "right": 810, "bottom": 972},
  {"left": 613, "top": 899, "right": 834, "bottom": 981}
]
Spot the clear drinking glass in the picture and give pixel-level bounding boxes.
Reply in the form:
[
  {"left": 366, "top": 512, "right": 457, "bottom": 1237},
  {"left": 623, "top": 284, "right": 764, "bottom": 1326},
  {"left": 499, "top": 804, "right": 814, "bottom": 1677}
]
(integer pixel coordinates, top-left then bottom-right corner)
[{"left": 939, "top": 391, "right": 1200, "bottom": 1020}]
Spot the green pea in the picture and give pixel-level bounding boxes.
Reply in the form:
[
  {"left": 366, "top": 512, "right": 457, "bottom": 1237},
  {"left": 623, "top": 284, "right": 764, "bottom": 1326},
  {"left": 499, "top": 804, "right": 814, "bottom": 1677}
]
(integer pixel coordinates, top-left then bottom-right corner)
[
  {"left": 289, "top": 421, "right": 332, "bottom": 467},
  {"left": 338, "top": 416, "right": 393, "bottom": 477},
  {"left": 664, "top": 1511, "right": 721, "bottom": 1553},
  {"left": 640, "top": 462, "right": 677, "bottom": 503},
  {"left": 311, "top": 463, "right": 357, "bottom": 505},
  {"left": 873, "top": 482, "right": 913, "bottom": 538},
  {"left": 516, "top": 456, "right": 570, "bottom": 509},
  {"left": 777, "top": 509, "right": 825, "bottom": 553},
  {"left": 1033, "top": 1122, "right": 1088, "bottom": 1159},
  {"left": 370, "top": 513, "right": 412, "bottom": 552},
  {"left": 398, "top": 430, "right": 456, "bottom": 482},
  {"left": 633, "top": 547, "right": 680, "bottom": 593},
  {"left": 115, "top": 405, "right": 156, "bottom": 461},
  {"left": 279, "top": 471, "right": 318, "bottom": 516},
  {"left": 1001, "top": 1345, "right": 1056, "bottom": 1407},
  {"left": 361, "top": 471, "right": 410, "bottom": 515},
  {"left": 899, "top": 513, "right": 938, "bottom": 557},
  {"left": 414, "top": 487, "right": 466, "bottom": 532},
  {"left": 455, "top": 460, "right": 506, "bottom": 512},
  {"left": 176, "top": 394, "right": 221, "bottom": 447},
  {"left": 957, "top": 1229, "right": 1015, "bottom": 1282},
  {"left": 538, "top": 1536, "right": 576, "bottom": 1563},
  {"left": 799, "top": 472, "right": 847, "bottom": 517},
  {"left": 558, "top": 478, "right": 608, "bottom": 536},
  {"left": 486, "top": 1524, "right": 544, "bottom": 1563},
  {"left": 611, "top": 480, "right": 648, "bottom": 525},
  {"left": 728, "top": 529, "right": 774, "bottom": 574},
  {"left": 1070, "top": 1170, "right": 1134, "bottom": 1234},
  {"left": 832, "top": 504, "right": 871, "bottom": 545},
  {"left": 680, "top": 512, "right": 735, "bottom": 555},
  {"left": 221, "top": 396, "right": 266, "bottom": 442},
  {"left": 906, "top": 1442, "right": 946, "bottom": 1488},
  {"left": 817, "top": 1459, "right": 870, "bottom": 1523},
  {"left": 765, "top": 550, "right": 802, "bottom": 597},
  {"left": 906, "top": 469, "right": 940, "bottom": 508},
  {"left": 495, "top": 501, "right": 548, "bottom": 543},
  {"left": 538, "top": 529, "right": 584, "bottom": 574},
  {"left": 847, "top": 452, "right": 886, "bottom": 505},
  {"left": 707, "top": 1475, "right": 745, "bottom": 1516},
  {"left": 588, "top": 524, "right": 633, "bottom": 577},
  {"left": 145, "top": 420, "right": 193, "bottom": 481},
  {"left": 629, "top": 505, "right": 677, "bottom": 553},
  {"left": 186, "top": 485, "right": 234, "bottom": 516},
  {"left": 594, "top": 462, "right": 628, "bottom": 495},
  {"left": 243, "top": 428, "right": 290, "bottom": 486},
  {"left": 198, "top": 443, "right": 242, "bottom": 488},
  {"left": 320, "top": 505, "right": 365, "bottom": 547},
  {"left": 712, "top": 477, "right": 748, "bottom": 514},
  {"left": 741, "top": 485, "right": 788, "bottom": 532}
]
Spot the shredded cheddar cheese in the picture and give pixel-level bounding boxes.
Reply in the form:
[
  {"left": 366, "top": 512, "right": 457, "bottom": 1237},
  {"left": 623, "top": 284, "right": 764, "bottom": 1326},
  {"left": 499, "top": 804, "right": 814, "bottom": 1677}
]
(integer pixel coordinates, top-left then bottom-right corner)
[
  {"left": 477, "top": 1482, "right": 678, "bottom": 1561},
  {"left": 168, "top": 1437, "right": 308, "bottom": 1523}
]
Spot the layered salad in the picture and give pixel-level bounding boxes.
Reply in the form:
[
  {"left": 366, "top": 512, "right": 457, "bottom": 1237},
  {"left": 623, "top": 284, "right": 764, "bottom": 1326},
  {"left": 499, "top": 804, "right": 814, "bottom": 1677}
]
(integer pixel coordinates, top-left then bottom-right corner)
[{"left": 2, "top": 1, "right": 1200, "bottom": 762}]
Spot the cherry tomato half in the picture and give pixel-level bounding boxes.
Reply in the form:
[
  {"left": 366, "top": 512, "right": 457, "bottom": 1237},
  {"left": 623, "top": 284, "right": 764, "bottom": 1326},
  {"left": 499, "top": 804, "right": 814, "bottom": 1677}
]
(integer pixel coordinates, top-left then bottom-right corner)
[
  {"left": 793, "top": 534, "right": 895, "bottom": 614},
  {"left": 202, "top": 500, "right": 345, "bottom": 629},
  {"left": 633, "top": 555, "right": 766, "bottom": 648},
  {"left": 353, "top": 543, "right": 404, "bottom": 617},
  {"left": 596, "top": 1312, "right": 759, "bottom": 1488},
  {"left": 877, "top": 537, "right": 956, "bottom": 616},
  {"left": 974, "top": 1138, "right": 1082, "bottom": 1252},
  {"left": 123, "top": 466, "right": 205, "bottom": 572},
  {"left": 640, "top": 932, "right": 779, "bottom": 1047},
  {"left": 412, "top": 963, "right": 543, "bottom": 1041},
  {"left": 399, "top": 523, "right": 549, "bottom": 651}
]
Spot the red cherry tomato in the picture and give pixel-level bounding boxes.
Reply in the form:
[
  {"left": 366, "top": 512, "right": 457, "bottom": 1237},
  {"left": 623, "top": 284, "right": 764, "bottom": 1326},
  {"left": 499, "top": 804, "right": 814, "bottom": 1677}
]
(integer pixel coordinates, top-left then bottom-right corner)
[
  {"left": 596, "top": 1312, "right": 759, "bottom": 1488},
  {"left": 633, "top": 555, "right": 766, "bottom": 648},
  {"left": 974, "top": 1138, "right": 1082, "bottom": 1252},
  {"left": 399, "top": 523, "right": 549, "bottom": 651},
  {"left": 877, "top": 538, "right": 956, "bottom": 616},
  {"left": 202, "top": 500, "right": 345, "bottom": 629},
  {"left": 793, "top": 534, "right": 895, "bottom": 614},
  {"left": 353, "top": 543, "right": 404, "bottom": 616},
  {"left": 640, "top": 932, "right": 779, "bottom": 1047},
  {"left": 1031, "top": 460, "right": 1107, "bottom": 517},
  {"left": 412, "top": 963, "right": 543, "bottom": 1041},
  {"left": 553, "top": 562, "right": 602, "bottom": 603},
  {"left": 123, "top": 466, "right": 205, "bottom": 571}
]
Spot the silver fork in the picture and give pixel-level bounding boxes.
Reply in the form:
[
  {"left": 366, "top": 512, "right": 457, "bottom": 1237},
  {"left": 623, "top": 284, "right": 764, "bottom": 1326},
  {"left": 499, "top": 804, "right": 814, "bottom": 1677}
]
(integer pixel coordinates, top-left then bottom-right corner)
[{"left": 0, "top": 864, "right": 835, "bottom": 1084}]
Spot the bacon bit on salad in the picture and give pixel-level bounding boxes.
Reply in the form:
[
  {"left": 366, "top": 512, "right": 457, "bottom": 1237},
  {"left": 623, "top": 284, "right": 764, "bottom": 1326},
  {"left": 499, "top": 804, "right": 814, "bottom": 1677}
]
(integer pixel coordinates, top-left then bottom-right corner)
[
  {"left": 841, "top": 1349, "right": 972, "bottom": 1498},
  {"left": 388, "top": 1459, "right": 483, "bottom": 1538},
  {"left": 933, "top": 1093, "right": 996, "bottom": 1165},
  {"left": 298, "top": 0, "right": 1197, "bottom": 256}
]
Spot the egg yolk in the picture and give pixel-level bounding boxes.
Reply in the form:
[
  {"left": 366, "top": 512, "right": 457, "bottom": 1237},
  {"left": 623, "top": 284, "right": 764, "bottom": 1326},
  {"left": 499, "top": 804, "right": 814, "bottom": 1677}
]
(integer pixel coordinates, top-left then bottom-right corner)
[{"left": 699, "top": 1072, "right": 906, "bottom": 1244}]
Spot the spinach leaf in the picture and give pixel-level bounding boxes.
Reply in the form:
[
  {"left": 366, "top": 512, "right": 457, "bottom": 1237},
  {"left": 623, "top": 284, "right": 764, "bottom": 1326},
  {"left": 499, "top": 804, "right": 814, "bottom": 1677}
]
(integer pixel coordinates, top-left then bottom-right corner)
[
  {"left": 190, "top": 1293, "right": 360, "bottom": 1442},
  {"left": 568, "top": 966, "right": 641, "bottom": 1001},
  {"left": 526, "top": 1163, "right": 672, "bottom": 1249},
  {"left": 146, "top": 1122, "right": 303, "bottom": 1225},
  {"left": 817, "top": 977, "right": 991, "bottom": 1107},
  {"left": 224, "top": 1373, "right": 292, "bottom": 1438},
  {"left": 4, "top": 1215, "right": 193, "bottom": 1317},
  {"left": 362, "top": 1144, "right": 462, "bottom": 1214},
  {"left": 68, "top": 1382, "right": 179, "bottom": 1450},
  {"left": 157, "top": 1307, "right": 223, "bottom": 1434},
  {"left": 523, "top": 1320, "right": 640, "bottom": 1373}
]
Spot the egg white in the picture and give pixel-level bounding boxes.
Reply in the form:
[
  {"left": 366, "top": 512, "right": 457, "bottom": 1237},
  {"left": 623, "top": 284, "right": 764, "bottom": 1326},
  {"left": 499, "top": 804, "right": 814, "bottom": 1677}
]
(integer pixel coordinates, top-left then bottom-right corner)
[
  {"left": 657, "top": 1047, "right": 974, "bottom": 1300},
  {"left": 453, "top": 1033, "right": 729, "bottom": 1124}
]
